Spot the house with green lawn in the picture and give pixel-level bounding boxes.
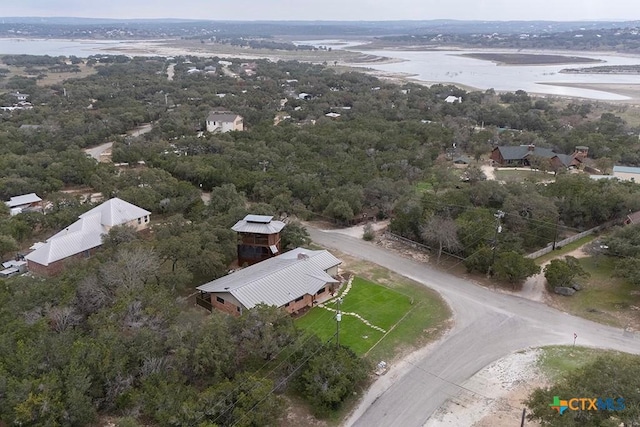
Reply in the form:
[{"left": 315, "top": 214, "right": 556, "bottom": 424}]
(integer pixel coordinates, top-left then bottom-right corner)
[{"left": 196, "top": 248, "right": 342, "bottom": 316}]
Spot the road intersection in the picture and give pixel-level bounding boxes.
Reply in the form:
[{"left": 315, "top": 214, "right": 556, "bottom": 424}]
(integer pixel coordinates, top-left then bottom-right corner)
[{"left": 306, "top": 226, "right": 640, "bottom": 427}]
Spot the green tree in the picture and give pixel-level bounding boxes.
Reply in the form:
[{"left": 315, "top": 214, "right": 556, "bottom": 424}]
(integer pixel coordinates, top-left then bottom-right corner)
[
  {"left": 230, "top": 304, "right": 298, "bottom": 363},
  {"left": 613, "top": 257, "right": 640, "bottom": 286},
  {"left": 493, "top": 251, "right": 540, "bottom": 287},
  {"left": 0, "top": 234, "right": 18, "bottom": 259},
  {"left": 280, "top": 220, "right": 311, "bottom": 250},
  {"left": 296, "top": 344, "right": 369, "bottom": 415},
  {"left": 464, "top": 245, "right": 494, "bottom": 274},
  {"left": 525, "top": 353, "right": 640, "bottom": 426},
  {"left": 544, "top": 256, "right": 589, "bottom": 289},
  {"left": 192, "top": 373, "right": 284, "bottom": 427}
]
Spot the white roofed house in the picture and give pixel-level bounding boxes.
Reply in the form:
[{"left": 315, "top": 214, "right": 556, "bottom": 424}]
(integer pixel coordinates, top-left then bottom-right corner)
[
  {"left": 5, "top": 193, "right": 42, "bottom": 216},
  {"left": 196, "top": 248, "right": 342, "bottom": 316},
  {"left": 10, "top": 92, "right": 29, "bottom": 102},
  {"left": 25, "top": 198, "right": 150, "bottom": 275},
  {"left": 206, "top": 110, "right": 244, "bottom": 133}
]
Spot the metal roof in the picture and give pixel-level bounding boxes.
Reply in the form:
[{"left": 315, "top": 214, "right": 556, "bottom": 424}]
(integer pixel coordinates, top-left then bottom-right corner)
[
  {"left": 245, "top": 214, "right": 273, "bottom": 223},
  {"left": 496, "top": 145, "right": 557, "bottom": 161},
  {"left": 25, "top": 198, "right": 149, "bottom": 266},
  {"left": 197, "top": 248, "right": 341, "bottom": 309},
  {"left": 79, "top": 198, "right": 150, "bottom": 227},
  {"left": 206, "top": 111, "right": 242, "bottom": 123},
  {"left": 231, "top": 215, "right": 286, "bottom": 234},
  {"left": 25, "top": 214, "right": 105, "bottom": 266},
  {"left": 613, "top": 165, "right": 640, "bottom": 175},
  {"left": 6, "top": 193, "right": 41, "bottom": 208}
]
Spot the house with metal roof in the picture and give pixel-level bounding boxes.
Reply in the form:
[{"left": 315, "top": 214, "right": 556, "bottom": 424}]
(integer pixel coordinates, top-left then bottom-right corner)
[
  {"left": 490, "top": 145, "right": 585, "bottom": 169},
  {"left": 196, "top": 247, "right": 342, "bottom": 316},
  {"left": 206, "top": 110, "right": 243, "bottom": 133},
  {"left": 233, "top": 214, "right": 286, "bottom": 266},
  {"left": 25, "top": 198, "right": 150, "bottom": 275},
  {"left": 5, "top": 193, "right": 42, "bottom": 216},
  {"left": 613, "top": 165, "right": 640, "bottom": 182}
]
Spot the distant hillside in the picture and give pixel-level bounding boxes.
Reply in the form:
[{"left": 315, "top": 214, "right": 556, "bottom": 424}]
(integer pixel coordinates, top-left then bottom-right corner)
[{"left": 0, "top": 18, "right": 639, "bottom": 40}]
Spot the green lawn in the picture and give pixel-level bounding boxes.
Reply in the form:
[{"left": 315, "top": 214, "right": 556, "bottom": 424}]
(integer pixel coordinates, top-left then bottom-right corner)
[
  {"left": 296, "top": 275, "right": 450, "bottom": 361},
  {"left": 548, "top": 256, "right": 640, "bottom": 327},
  {"left": 414, "top": 181, "right": 433, "bottom": 193},
  {"left": 538, "top": 346, "right": 623, "bottom": 381},
  {"left": 535, "top": 235, "right": 596, "bottom": 264},
  {"left": 494, "top": 169, "right": 555, "bottom": 183}
]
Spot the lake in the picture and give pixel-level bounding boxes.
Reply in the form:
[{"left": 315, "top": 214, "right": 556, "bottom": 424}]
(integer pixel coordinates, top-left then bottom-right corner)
[
  {"left": 350, "top": 48, "right": 640, "bottom": 100},
  {"left": 304, "top": 40, "right": 640, "bottom": 100},
  {"left": 3, "top": 37, "right": 640, "bottom": 100},
  {"left": 0, "top": 38, "right": 148, "bottom": 57}
]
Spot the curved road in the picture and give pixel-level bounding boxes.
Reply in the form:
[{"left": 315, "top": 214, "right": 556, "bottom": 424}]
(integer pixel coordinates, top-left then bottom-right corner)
[{"left": 306, "top": 227, "right": 640, "bottom": 427}]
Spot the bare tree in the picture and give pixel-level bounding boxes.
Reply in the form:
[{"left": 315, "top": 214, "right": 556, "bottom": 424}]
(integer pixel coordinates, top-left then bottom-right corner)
[
  {"left": 420, "top": 216, "right": 461, "bottom": 264},
  {"left": 99, "top": 247, "right": 160, "bottom": 293},
  {"left": 48, "top": 306, "right": 81, "bottom": 333}
]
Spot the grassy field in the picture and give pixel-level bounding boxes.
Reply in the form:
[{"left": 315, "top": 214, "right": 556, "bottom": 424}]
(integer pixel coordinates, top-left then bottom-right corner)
[
  {"left": 546, "top": 255, "right": 640, "bottom": 328},
  {"left": 0, "top": 64, "right": 97, "bottom": 89},
  {"left": 538, "top": 346, "right": 623, "bottom": 381},
  {"left": 414, "top": 181, "right": 434, "bottom": 193},
  {"left": 296, "top": 268, "right": 450, "bottom": 362},
  {"left": 494, "top": 168, "right": 555, "bottom": 183},
  {"left": 534, "top": 235, "right": 596, "bottom": 264}
]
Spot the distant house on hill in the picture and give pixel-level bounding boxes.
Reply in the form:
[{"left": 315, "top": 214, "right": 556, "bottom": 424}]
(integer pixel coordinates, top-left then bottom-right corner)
[
  {"left": 10, "top": 92, "right": 29, "bottom": 102},
  {"left": 625, "top": 210, "right": 640, "bottom": 225},
  {"left": 196, "top": 247, "right": 342, "bottom": 316},
  {"left": 444, "top": 95, "right": 462, "bottom": 103},
  {"left": 25, "top": 198, "right": 150, "bottom": 275},
  {"left": 206, "top": 110, "right": 244, "bottom": 133},
  {"left": 490, "top": 145, "right": 587, "bottom": 169},
  {"left": 5, "top": 193, "right": 42, "bottom": 216}
]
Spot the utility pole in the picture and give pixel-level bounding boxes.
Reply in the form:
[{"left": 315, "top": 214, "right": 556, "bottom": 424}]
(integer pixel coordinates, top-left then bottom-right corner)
[
  {"left": 490, "top": 210, "right": 505, "bottom": 274},
  {"left": 552, "top": 216, "right": 560, "bottom": 250},
  {"left": 335, "top": 297, "right": 342, "bottom": 347}
]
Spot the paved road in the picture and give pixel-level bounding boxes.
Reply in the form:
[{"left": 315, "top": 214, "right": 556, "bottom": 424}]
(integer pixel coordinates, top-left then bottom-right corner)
[
  {"left": 83, "top": 141, "right": 113, "bottom": 161},
  {"left": 306, "top": 227, "right": 640, "bottom": 427}
]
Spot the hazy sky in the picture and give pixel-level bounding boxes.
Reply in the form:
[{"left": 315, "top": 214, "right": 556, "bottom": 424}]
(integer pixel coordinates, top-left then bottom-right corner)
[{"left": 2, "top": 0, "right": 640, "bottom": 22}]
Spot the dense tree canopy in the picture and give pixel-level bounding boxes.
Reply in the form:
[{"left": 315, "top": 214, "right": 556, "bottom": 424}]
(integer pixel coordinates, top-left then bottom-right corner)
[{"left": 526, "top": 353, "right": 640, "bottom": 426}]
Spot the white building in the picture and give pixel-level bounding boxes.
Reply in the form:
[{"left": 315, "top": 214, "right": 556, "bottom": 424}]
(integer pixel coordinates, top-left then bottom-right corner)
[{"left": 206, "top": 110, "right": 244, "bottom": 133}]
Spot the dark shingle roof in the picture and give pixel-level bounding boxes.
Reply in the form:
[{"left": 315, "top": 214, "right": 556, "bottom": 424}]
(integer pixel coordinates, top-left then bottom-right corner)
[{"left": 497, "top": 145, "right": 557, "bottom": 161}]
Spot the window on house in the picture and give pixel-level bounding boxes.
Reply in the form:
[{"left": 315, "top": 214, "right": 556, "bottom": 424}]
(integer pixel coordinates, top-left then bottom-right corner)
[
  {"left": 137, "top": 218, "right": 142, "bottom": 224},
  {"left": 284, "top": 302, "right": 290, "bottom": 307},
  {"left": 236, "top": 306, "right": 241, "bottom": 313},
  {"left": 294, "top": 296, "right": 304, "bottom": 302},
  {"left": 216, "top": 296, "right": 225, "bottom": 304},
  {"left": 316, "top": 288, "right": 326, "bottom": 295},
  {"left": 145, "top": 215, "right": 149, "bottom": 223}
]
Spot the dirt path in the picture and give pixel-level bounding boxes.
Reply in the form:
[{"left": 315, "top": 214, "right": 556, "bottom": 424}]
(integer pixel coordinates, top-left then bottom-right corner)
[
  {"left": 167, "top": 63, "right": 175, "bottom": 81},
  {"left": 480, "top": 164, "right": 496, "bottom": 180},
  {"left": 519, "top": 246, "right": 589, "bottom": 302}
]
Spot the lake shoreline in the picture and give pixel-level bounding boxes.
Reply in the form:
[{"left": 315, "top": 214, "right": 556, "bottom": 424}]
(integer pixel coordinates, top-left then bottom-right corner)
[{"left": 3, "top": 38, "right": 640, "bottom": 101}]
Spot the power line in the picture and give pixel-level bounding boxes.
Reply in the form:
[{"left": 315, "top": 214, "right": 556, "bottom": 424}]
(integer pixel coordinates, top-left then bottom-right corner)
[{"left": 229, "top": 335, "right": 336, "bottom": 427}]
